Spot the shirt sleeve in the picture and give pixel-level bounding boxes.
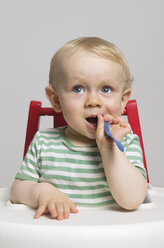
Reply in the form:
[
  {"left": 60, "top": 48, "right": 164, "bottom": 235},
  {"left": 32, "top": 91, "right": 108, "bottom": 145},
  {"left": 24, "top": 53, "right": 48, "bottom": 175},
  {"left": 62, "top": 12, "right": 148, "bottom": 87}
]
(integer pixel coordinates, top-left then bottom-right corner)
[
  {"left": 122, "top": 132, "right": 147, "bottom": 180},
  {"left": 15, "top": 132, "right": 41, "bottom": 182}
]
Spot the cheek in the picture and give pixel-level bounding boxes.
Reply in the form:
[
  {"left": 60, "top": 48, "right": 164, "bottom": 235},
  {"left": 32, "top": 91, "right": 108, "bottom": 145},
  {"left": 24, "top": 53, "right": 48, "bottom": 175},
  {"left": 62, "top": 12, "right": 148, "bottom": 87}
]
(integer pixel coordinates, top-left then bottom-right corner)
[
  {"left": 106, "top": 101, "right": 122, "bottom": 117},
  {"left": 60, "top": 100, "right": 80, "bottom": 122}
]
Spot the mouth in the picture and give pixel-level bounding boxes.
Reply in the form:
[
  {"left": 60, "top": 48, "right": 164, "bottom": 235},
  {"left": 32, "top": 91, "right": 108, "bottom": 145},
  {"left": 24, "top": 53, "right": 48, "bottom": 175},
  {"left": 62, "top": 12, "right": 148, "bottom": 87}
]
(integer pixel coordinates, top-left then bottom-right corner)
[{"left": 85, "top": 116, "right": 98, "bottom": 130}]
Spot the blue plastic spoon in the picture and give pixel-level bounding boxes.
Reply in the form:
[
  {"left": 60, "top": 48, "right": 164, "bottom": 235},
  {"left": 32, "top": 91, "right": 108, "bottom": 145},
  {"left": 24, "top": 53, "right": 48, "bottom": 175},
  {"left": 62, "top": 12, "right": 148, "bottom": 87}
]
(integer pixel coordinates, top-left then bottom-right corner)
[{"left": 104, "top": 121, "right": 124, "bottom": 152}]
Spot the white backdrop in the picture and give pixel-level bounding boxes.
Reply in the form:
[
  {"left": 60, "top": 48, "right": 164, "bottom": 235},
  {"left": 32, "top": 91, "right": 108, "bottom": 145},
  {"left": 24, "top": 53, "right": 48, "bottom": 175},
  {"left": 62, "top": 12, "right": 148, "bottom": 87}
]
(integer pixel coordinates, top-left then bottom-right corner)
[{"left": 0, "top": 0, "right": 164, "bottom": 188}]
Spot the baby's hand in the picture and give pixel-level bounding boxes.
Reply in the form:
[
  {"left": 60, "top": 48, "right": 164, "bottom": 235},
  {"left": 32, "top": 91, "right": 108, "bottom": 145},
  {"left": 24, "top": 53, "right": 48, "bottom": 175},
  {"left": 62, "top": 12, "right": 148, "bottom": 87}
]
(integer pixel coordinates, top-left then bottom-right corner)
[
  {"left": 34, "top": 183, "right": 78, "bottom": 220},
  {"left": 96, "top": 114, "right": 131, "bottom": 149},
  {"left": 104, "top": 114, "right": 131, "bottom": 141}
]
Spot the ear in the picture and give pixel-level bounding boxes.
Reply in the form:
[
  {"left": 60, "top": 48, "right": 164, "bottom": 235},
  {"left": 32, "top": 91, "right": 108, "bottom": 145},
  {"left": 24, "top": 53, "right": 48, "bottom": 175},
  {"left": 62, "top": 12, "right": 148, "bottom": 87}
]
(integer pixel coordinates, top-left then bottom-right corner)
[
  {"left": 45, "top": 86, "right": 62, "bottom": 112},
  {"left": 121, "top": 88, "right": 131, "bottom": 114}
]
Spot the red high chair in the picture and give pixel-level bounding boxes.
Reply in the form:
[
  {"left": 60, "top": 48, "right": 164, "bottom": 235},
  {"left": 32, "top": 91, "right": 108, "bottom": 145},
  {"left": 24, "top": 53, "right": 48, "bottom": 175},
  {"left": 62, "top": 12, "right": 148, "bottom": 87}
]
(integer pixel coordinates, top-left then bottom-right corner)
[{"left": 23, "top": 99, "right": 149, "bottom": 182}]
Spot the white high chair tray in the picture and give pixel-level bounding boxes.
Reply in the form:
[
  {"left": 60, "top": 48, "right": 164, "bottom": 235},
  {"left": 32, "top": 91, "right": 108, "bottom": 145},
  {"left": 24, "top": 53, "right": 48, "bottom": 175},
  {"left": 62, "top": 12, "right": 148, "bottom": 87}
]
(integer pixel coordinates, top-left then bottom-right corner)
[{"left": 0, "top": 186, "right": 164, "bottom": 248}]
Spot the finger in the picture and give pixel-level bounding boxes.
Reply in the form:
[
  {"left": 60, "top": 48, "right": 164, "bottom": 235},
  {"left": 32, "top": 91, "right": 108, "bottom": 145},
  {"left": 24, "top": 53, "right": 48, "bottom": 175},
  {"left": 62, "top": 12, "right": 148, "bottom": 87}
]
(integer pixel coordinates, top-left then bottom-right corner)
[
  {"left": 69, "top": 201, "right": 79, "bottom": 213},
  {"left": 110, "top": 116, "right": 124, "bottom": 125},
  {"left": 119, "top": 121, "right": 131, "bottom": 129},
  {"left": 34, "top": 205, "right": 46, "bottom": 219},
  {"left": 119, "top": 119, "right": 130, "bottom": 127},
  {"left": 56, "top": 202, "right": 64, "bottom": 220},
  {"left": 96, "top": 114, "right": 105, "bottom": 138},
  {"left": 63, "top": 202, "right": 70, "bottom": 219},
  {"left": 103, "top": 114, "right": 113, "bottom": 123},
  {"left": 47, "top": 202, "right": 57, "bottom": 218},
  {"left": 111, "top": 119, "right": 120, "bottom": 125}
]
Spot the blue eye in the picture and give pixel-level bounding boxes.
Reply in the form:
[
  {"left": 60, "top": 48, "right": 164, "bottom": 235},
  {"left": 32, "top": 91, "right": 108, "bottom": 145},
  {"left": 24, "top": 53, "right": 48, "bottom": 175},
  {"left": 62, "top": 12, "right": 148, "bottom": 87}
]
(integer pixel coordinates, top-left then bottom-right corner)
[
  {"left": 101, "top": 86, "right": 111, "bottom": 93},
  {"left": 73, "top": 86, "right": 84, "bottom": 93}
]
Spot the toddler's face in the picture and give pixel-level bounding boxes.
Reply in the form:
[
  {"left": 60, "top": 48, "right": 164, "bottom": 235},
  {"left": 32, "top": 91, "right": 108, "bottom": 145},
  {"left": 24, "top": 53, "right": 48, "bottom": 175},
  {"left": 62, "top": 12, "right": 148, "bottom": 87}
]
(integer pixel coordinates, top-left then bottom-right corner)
[{"left": 53, "top": 50, "right": 130, "bottom": 143}]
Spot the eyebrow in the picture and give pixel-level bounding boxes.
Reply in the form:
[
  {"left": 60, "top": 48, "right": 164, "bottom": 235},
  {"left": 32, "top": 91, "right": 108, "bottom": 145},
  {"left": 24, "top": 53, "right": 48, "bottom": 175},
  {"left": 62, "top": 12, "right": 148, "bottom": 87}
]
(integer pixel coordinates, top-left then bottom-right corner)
[{"left": 99, "top": 79, "right": 120, "bottom": 87}]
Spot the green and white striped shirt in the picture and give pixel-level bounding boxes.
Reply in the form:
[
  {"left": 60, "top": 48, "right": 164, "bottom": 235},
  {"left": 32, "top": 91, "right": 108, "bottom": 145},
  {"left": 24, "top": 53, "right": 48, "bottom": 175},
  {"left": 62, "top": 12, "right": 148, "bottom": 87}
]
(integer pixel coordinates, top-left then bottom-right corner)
[{"left": 16, "top": 126, "right": 147, "bottom": 207}]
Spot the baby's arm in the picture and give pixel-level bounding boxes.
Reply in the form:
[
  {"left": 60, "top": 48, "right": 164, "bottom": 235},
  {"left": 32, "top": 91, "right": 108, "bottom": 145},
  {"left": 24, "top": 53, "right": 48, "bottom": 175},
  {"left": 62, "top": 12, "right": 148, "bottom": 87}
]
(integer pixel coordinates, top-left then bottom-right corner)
[
  {"left": 11, "top": 179, "right": 78, "bottom": 220},
  {"left": 96, "top": 114, "right": 147, "bottom": 210}
]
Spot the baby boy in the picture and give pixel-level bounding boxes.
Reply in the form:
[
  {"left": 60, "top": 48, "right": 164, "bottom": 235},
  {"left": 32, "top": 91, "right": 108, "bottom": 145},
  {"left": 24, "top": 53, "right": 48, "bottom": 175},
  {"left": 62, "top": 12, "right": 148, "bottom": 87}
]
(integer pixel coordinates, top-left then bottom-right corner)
[{"left": 11, "top": 37, "right": 147, "bottom": 220}]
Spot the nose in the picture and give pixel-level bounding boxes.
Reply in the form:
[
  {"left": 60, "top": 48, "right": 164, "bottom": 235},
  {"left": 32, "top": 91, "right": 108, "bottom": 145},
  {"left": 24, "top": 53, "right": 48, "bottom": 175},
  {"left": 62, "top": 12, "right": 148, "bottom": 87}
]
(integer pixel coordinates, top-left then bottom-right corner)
[{"left": 84, "top": 92, "right": 102, "bottom": 108}]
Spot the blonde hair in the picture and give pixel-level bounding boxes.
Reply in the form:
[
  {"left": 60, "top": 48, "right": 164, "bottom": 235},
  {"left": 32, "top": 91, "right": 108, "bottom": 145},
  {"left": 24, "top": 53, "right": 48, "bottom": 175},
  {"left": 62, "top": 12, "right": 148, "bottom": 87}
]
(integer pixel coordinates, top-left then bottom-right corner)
[{"left": 49, "top": 37, "right": 133, "bottom": 89}]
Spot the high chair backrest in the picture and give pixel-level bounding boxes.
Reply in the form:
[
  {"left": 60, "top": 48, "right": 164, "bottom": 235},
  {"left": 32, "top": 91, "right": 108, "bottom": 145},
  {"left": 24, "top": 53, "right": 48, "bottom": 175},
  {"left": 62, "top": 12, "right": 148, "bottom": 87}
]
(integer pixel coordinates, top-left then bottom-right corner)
[{"left": 23, "top": 99, "right": 149, "bottom": 182}]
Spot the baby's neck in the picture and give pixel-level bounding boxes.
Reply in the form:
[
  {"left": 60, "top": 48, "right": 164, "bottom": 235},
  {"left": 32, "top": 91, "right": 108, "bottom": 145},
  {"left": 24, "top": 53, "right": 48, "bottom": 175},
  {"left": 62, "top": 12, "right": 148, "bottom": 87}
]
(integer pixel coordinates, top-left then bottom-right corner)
[{"left": 65, "top": 127, "right": 96, "bottom": 147}]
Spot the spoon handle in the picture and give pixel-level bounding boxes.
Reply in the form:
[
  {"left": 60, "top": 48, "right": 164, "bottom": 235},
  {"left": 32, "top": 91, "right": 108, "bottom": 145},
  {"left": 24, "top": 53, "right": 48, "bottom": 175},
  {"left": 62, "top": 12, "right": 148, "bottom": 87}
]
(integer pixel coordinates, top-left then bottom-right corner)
[{"left": 104, "top": 121, "right": 124, "bottom": 152}]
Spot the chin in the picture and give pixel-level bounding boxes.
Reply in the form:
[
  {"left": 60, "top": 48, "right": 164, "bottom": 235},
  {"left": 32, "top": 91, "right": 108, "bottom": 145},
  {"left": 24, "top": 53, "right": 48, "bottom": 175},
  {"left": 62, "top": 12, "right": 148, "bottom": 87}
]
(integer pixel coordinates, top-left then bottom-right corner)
[{"left": 85, "top": 132, "right": 96, "bottom": 140}]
